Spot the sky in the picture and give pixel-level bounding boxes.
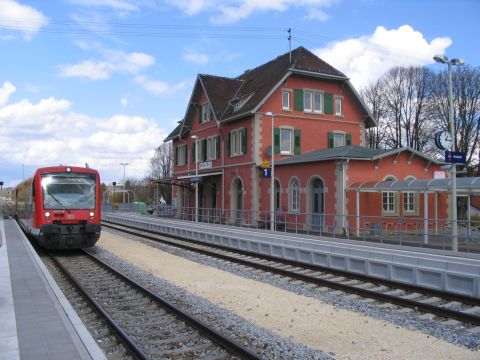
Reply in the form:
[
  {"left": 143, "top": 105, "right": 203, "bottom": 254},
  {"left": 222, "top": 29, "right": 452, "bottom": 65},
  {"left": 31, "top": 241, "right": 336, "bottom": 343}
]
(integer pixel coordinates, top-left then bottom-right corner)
[{"left": 1, "top": 0, "right": 479, "bottom": 187}]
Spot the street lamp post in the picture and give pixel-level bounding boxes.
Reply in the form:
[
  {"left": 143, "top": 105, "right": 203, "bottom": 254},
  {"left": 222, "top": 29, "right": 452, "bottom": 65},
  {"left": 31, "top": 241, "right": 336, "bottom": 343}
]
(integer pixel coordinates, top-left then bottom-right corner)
[
  {"left": 191, "top": 135, "right": 199, "bottom": 222},
  {"left": 265, "top": 112, "right": 275, "bottom": 232},
  {"left": 120, "top": 162, "right": 129, "bottom": 204},
  {"left": 433, "top": 54, "right": 464, "bottom": 251}
]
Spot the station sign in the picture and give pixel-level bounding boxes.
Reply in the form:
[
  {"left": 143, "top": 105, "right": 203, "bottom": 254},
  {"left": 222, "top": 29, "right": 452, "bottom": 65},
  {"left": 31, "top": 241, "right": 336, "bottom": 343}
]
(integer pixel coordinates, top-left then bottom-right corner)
[
  {"left": 199, "top": 161, "right": 212, "bottom": 170},
  {"left": 445, "top": 151, "right": 466, "bottom": 164},
  {"left": 262, "top": 168, "right": 271, "bottom": 178},
  {"left": 189, "top": 176, "right": 203, "bottom": 184}
]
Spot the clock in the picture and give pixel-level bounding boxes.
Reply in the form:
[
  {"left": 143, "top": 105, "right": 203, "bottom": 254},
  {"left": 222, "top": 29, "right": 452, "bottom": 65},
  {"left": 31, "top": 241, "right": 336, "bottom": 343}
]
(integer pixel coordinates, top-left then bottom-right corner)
[{"left": 435, "top": 131, "right": 453, "bottom": 151}]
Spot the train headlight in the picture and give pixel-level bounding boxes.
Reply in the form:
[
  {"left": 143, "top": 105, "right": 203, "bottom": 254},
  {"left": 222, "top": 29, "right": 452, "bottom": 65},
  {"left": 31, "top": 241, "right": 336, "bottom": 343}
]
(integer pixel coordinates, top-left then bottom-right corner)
[
  {"left": 45, "top": 211, "right": 51, "bottom": 219},
  {"left": 89, "top": 211, "right": 95, "bottom": 218}
]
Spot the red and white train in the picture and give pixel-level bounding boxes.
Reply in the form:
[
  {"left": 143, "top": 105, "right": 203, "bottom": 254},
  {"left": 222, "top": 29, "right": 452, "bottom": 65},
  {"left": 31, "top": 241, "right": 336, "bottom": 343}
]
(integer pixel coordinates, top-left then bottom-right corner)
[{"left": 14, "top": 165, "right": 102, "bottom": 249}]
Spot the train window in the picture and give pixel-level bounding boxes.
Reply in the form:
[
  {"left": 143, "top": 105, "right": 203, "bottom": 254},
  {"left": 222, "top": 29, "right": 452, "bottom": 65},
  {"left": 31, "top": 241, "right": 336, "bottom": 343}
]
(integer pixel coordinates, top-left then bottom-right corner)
[
  {"left": 32, "top": 179, "right": 35, "bottom": 197},
  {"left": 42, "top": 173, "right": 96, "bottom": 210}
]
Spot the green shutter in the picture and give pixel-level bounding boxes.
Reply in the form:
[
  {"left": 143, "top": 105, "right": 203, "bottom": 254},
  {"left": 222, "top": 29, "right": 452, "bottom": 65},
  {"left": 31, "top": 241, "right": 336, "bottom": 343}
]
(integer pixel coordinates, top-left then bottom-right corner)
[
  {"left": 215, "top": 136, "right": 220, "bottom": 159},
  {"left": 192, "top": 141, "right": 196, "bottom": 163},
  {"left": 294, "top": 129, "right": 301, "bottom": 155},
  {"left": 345, "top": 133, "right": 352, "bottom": 146},
  {"left": 327, "top": 132, "right": 334, "bottom": 148},
  {"left": 241, "top": 128, "right": 247, "bottom": 155},
  {"left": 294, "top": 89, "right": 304, "bottom": 111},
  {"left": 175, "top": 146, "right": 179, "bottom": 165},
  {"left": 274, "top": 128, "right": 280, "bottom": 154},
  {"left": 227, "top": 132, "right": 231, "bottom": 157},
  {"left": 324, "top": 92, "right": 333, "bottom": 114},
  {"left": 202, "top": 139, "right": 207, "bottom": 161}
]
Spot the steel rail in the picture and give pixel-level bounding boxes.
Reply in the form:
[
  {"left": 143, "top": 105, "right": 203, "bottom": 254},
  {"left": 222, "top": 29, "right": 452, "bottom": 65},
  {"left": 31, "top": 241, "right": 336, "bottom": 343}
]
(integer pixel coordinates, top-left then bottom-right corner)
[
  {"left": 80, "top": 249, "right": 262, "bottom": 360},
  {"left": 48, "top": 251, "right": 148, "bottom": 360},
  {"left": 103, "top": 220, "right": 480, "bottom": 326}
]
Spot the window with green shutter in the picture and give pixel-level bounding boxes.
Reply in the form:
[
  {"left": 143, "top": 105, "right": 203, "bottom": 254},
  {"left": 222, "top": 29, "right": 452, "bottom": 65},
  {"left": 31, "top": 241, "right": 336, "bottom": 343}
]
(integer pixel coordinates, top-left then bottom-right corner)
[
  {"left": 274, "top": 128, "right": 280, "bottom": 154},
  {"left": 294, "top": 89, "right": 304, "bottom": 111},
  {"left": 192, "top": 141, "right": 196, "bottom": 163},
  {"left": 294, "top": 129, "right": 301, "bottom": 154},
  {"left": 324, "top": 92, "right": 333, "bottom": 114},
  {"left": 201, "top": 139, "right": 207, "bottom": 161},
  {"left": 227, "top": 132, "right": 231, "bottom": 157},
  {"left": 216, "top": 136, "right": 220, "bottom": 159},
  {"left": 175, "top": 146, "right": 179, "bottom": 165},
  {"left": 327, "top": 132, "right": 334, "bottom": 148},
  {"left": 241, "top": 128, "right": 247, "bottom": 154},
  {"left": 345, "top": 133, "right": 352, "bottom": 146}
]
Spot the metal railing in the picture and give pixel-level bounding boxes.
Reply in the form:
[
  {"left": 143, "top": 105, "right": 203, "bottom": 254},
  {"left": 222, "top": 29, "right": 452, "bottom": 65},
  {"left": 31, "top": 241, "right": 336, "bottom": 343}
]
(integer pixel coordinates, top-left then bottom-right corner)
[{"left": 104, "top": 205, "right": 480, "bottom": 253}]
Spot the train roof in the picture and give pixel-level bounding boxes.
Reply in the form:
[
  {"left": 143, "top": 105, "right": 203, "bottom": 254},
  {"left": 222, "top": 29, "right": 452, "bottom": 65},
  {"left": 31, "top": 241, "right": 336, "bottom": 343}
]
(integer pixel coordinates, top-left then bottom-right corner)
[{"left": 35, "top": 166, "right": 99, "bottom": 175}]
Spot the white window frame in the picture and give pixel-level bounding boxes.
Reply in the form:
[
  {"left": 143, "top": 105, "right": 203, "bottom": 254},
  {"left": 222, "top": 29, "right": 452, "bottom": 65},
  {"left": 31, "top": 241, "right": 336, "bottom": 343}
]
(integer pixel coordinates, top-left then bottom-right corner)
[
  {"left": 304, "top": 90, "right": 312, "bottom": 112},
  {"left": 303, "top": 89, "right": 323, "bottom": 113},
  {"left": 403, "top": 192, "right": 417, "bottom": 214},
  {"left": 282, "top": 90, "right": 290, "bottom": 110},
  {"left": 280, "top": 127, "right": 293, "bottom": 155},
  {"left": 289, "top": 177, "right": 300, "bottom": 212},
  {"left": 333, "top": 132, "right": 345, "bottom": 148},
  {"left": 335, "top": 96, "right": 343, "bottom": 116},
  {"left": 201, "top": 102, "right": 212, "bottom": 124},
  {"left": 313, "top": 91, "right": 323, "bottom": 113},
  {"left": 207, "top": 136, "right": 218, "bottom": 161},
  {"left": 230, "top": 129, "right": 244, "bottom": 156},
  {"left": 382, "top": 176, "right": 399, "bottom": 216},
  {"left": 177, "top": 144, "right": 187, "bottom": 166}
]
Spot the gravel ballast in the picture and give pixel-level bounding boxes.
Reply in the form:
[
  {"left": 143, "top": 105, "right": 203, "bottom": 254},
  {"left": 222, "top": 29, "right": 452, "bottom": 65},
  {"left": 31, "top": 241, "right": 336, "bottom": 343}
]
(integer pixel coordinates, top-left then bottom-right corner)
[{"left": 91, "top": 229, "right": 480, "bottom": 359}]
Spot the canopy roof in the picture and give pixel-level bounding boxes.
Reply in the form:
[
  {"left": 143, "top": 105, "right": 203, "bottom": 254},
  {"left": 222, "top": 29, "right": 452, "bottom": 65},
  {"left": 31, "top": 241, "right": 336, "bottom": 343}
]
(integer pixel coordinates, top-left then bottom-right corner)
[{"left": 348, "top": 177, "right": 480, "bottom": 193}]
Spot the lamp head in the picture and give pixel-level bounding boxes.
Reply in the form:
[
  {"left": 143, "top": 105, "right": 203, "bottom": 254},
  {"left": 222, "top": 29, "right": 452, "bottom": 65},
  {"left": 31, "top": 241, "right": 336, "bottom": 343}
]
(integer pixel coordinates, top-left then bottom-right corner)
[
  {"left": 191, "top": 135, "right": 198, "bottom": 139},
  {"left": 433, "top": 54, "right": 448, "bottom": 64},
  {"left": 451, "top": 58, "right": 464, "bottom": 66},
  {"left": 265, "top": 111, "right": 274, "bottom": 117}
]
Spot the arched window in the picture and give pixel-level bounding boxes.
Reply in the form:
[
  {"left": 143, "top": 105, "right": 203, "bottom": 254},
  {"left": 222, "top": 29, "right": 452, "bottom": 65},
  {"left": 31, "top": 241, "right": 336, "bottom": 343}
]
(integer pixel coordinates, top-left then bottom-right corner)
[
  {"left": 382, "top": 176, "right": 398, "bottom": 215},
  {"left": 289, "top": 178, "right": 300, "bottom": 212}
]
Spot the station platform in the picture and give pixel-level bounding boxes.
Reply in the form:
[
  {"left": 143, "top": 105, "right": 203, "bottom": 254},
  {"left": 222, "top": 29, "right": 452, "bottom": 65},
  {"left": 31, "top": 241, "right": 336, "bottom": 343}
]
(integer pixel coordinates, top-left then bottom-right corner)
[
  {"left": 105, "top": 211, "right": 480, "bottom": 298},
  {"left": 0, "top": 216, "right": 105, "bottom": 360}
]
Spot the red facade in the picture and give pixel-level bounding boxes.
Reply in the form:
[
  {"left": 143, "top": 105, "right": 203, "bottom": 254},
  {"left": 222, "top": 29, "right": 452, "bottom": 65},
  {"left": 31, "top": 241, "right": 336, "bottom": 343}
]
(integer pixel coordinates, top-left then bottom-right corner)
[{"left": 165, "top": 47, "right": 448, "bottom": 233}]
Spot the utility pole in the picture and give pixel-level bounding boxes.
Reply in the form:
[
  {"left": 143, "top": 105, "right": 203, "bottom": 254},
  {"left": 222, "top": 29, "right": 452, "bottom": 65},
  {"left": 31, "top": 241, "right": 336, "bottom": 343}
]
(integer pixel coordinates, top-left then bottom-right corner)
[{"left": 120, "top": 162, "right": 128, "bottom": 204}]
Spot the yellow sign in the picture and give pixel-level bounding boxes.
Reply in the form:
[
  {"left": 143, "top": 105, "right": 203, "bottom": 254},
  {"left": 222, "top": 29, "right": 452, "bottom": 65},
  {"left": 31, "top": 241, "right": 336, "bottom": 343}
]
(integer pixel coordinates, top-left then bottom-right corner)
[{"left": 261, "top": 160, "right": 271, "bottom": 169}]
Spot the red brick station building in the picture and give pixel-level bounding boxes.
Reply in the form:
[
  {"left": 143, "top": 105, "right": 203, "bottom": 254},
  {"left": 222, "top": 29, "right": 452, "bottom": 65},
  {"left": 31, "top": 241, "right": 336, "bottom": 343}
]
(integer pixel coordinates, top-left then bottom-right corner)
[{"left": 164, "top": 47, "right": 453, "bottom": 236}]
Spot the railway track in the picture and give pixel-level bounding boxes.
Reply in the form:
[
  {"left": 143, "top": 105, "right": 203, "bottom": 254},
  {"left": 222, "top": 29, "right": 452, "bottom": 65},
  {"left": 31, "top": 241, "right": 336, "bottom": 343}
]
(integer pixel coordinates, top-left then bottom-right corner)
[
  {"left": 46, "top": 249, "right": 261, "bottom": 360},
  {"left": 102, "top": 220, "right": 480, "bottom": 327}
]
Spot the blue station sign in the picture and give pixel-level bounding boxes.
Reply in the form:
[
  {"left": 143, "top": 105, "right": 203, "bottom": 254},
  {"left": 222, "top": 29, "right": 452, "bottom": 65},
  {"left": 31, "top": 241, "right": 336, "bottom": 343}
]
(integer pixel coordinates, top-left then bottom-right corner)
[
  {"left": 189, "top": 176, "right": 203, "bottom": 183},
  {"left": 262, "top": 168, "right": 271, "bottom": 178},
  {"left": 445, "top": 151, "right": 466, "bottom": 164}
]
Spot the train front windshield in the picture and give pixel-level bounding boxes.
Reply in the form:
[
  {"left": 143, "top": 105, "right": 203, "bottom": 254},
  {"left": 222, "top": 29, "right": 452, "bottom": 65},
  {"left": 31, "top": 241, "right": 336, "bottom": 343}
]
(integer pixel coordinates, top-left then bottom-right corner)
[{"left": 41, "top": 173, "right": 96, "bottom": 210}]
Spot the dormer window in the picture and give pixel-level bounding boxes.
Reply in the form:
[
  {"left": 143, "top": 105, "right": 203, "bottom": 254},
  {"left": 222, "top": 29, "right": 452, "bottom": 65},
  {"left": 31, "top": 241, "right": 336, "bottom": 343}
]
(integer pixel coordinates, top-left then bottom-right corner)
[{"left": 201, "top": 103, "right": 213, "bottom": 123}]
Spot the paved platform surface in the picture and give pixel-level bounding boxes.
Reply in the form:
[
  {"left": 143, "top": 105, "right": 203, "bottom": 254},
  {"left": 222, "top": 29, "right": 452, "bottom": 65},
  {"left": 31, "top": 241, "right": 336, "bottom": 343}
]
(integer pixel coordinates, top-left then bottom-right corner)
[{"left": 0, "top": 216, "right": 105, "bottom": 360}]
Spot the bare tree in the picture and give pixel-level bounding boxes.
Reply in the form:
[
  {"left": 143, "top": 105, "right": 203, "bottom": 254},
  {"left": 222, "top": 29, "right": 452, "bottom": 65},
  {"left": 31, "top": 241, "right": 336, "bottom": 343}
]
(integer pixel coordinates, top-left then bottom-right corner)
[
  {"left": 430, "top": 65, "right": 480, "bottom": 171},
  {"left": 362, "top": 79, "right": 388, "bottom": 149},
  {"left": 380, "top": 66, "right": 434, "bottom": 151},
  {"left": 149, "top": 142, "right": 173, "bottom": 204}
]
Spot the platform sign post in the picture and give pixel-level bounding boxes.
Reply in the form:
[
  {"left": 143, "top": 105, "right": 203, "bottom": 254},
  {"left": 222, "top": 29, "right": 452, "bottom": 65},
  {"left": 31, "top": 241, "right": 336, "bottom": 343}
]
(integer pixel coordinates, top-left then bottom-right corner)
[{"left": 445, "top": 151, "right": 466, "bottom": 164}]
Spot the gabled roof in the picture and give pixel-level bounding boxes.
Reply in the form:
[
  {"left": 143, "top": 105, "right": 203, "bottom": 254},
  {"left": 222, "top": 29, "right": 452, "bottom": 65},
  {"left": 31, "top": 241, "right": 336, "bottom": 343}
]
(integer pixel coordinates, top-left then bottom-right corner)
[
  {"left": 165, "top": 46, "right": 375, "bottom": 142},
  {"left": 221, "top": 46, "right": 348, "bottom": 121},
  {"left": 275, "top": 145, "right": 443, "bottom": 166}
]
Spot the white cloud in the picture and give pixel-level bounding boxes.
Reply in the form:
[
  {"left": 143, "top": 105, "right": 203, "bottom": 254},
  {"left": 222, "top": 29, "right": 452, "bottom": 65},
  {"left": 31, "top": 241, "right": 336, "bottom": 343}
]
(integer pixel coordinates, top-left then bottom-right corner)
[
  {"left": 0, "top": 0, "right": 48, "bottom": 40},
  {"left": 120, "top": 98, "right": 128, "bottom": 107},
  {"left": 167, "top": 0, "right": 334, "bottom": 24},
  {"left": 313, "top": 25, "right": 452, "bottom": 89},
  {"left": 0, "top": 83, "right": 167, "bottom": 182},
  {"left": 58, "top": 50, "right": 155, "bottom": 80},
  {"left": 134, "top": 75, "right": 189, "bottom": 96},
  {"left": 0, "top": 81, "right": 16, "bottom": 106},
  {"left": 183, "top": 49, "right": 209, "bottom": 65},
  {"left": 67, "top": 0, "right": 140, "bottom": 12}
]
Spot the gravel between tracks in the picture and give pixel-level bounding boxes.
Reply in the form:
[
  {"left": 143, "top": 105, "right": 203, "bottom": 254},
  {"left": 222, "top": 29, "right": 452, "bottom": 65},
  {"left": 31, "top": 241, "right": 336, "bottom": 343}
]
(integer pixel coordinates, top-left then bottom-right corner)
[{"left": 91, "top": 228, "right": 480, "bottom": 359}]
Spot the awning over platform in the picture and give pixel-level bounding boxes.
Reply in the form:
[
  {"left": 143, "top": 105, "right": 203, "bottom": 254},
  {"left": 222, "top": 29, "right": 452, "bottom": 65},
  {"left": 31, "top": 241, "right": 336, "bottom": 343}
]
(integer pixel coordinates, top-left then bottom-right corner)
[
  {"left": 348, "top": 177, "right": 480, "bottom": 193},
  {"left": 177, "top": 171, "right": 223, "bottom": 180}
]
